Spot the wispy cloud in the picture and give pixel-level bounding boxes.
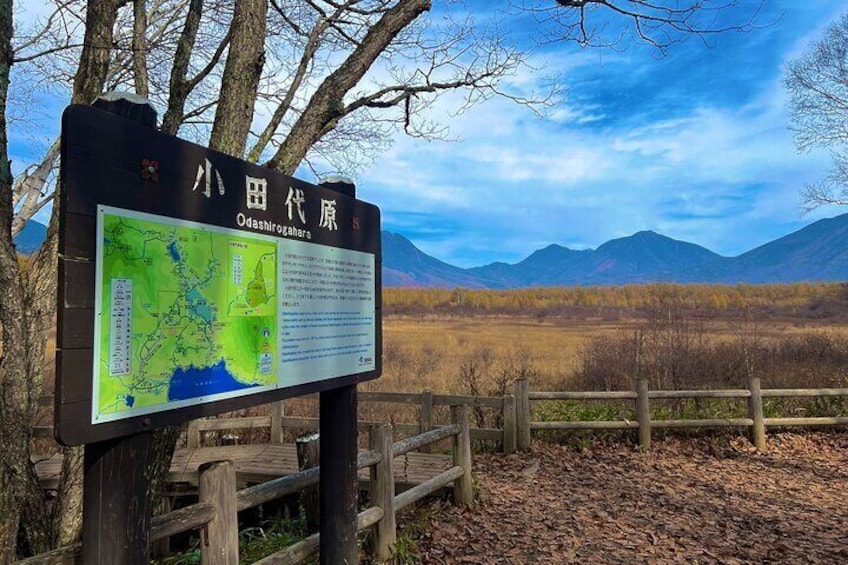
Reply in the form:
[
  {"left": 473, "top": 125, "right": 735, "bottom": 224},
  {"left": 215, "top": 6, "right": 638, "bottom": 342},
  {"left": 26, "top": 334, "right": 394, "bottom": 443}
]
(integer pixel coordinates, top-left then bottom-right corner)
[{"left": 360, "top": 0, "right": 846, "bottom": 267}]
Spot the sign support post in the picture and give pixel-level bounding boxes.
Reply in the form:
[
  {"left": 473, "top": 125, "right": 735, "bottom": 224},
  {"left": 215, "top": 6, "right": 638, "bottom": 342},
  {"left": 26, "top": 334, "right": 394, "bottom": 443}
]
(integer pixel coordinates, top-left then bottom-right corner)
[
  {"left": 319, "top": 384, "right": 358, "bottom": 563},
  {"left": 319, "top": 178, "right": 359, "bottom": 564},
  {"left": 82, "top": 431, "right": 154, "bottom": 564},
  {"left": 81, "top": 93, "right": 158, "bottom": 565}
]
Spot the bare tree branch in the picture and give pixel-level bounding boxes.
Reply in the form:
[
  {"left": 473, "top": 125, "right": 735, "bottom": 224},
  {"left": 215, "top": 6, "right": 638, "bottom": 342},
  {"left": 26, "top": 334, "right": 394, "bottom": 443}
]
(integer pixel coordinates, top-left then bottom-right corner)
[
  {"left": 266, "top": 0, "right": 432, "bottom": 175},
  {"left": 13, "top": 42, "right": 84, "bottom": 64},
  {"left": 160, "top": 0, "right": 233, "bottom": 135},
  {"left": 786, "top": 13, "right": 848, "bottom": 212},
  {"left": 519, "top": 0, "right": 764, "bottom": 53},
  {"left": 11, "top": 139, "right": 59, "bottom": 236},
  {"left": 248, "top": 1, "right": 341, "bottom": 162}
]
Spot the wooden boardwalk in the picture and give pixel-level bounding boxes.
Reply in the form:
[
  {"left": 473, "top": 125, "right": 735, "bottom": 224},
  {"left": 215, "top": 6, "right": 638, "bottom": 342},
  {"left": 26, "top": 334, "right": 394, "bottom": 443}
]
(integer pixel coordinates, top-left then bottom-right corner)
[{"left": 34, "top": 444, "right": 453, "bottom": 492}]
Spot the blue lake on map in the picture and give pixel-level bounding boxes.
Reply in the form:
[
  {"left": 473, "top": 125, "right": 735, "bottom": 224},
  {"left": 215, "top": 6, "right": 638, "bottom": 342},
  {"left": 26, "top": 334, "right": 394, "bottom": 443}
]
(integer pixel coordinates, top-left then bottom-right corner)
[
  {"left": 187, "top": 288, "right": 213, "bottom": 323},
  {"left": 167, "top": 241, "right": 181, "bottom": 262},
  {"left": 167, "top": 360, "right": 260, "bottom": 401}
]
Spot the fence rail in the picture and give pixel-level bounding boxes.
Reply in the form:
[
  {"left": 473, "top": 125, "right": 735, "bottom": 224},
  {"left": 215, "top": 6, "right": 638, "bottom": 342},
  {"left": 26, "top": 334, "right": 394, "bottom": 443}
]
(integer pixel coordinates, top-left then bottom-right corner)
[
  {"left": 516, "top": 377, "right": 848, "bottom": 452},
  {"left": 18, "top": 406, "right": 475, "bottom": 565},
  {"left": 177, "top": 390, "right": 510, "bottom": 451},
  {"left": 38, "top": 379, "right": 848, "bottom": 456},
  {"left": 179, "top": 381, "right": 842, "bottom": 454}
]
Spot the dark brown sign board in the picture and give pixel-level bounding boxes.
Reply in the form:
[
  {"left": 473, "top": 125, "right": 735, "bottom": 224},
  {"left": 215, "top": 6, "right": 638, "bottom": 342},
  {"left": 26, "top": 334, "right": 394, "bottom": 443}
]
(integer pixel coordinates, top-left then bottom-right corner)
[{"left": 56, "top": 104, "right": 382, "bottom": 446}]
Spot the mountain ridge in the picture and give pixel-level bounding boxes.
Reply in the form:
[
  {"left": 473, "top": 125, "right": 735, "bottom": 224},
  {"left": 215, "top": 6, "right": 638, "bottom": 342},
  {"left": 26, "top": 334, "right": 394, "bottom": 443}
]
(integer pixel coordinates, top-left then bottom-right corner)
[{"left": 386, "top": 212, "right": 848, "bottom": 288}]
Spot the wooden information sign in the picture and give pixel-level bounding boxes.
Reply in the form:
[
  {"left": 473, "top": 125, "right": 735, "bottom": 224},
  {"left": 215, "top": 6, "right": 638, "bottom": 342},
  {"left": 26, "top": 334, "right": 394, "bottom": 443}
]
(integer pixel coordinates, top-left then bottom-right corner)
[{"left": 56, "top": 103, "right": 382, "bottom": 446}]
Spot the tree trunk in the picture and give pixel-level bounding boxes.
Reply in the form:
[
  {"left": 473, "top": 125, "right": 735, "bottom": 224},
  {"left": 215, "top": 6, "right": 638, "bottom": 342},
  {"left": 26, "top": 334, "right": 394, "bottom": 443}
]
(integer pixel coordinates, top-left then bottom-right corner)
[
  {"left": 11, "top": 139, "right": 59, "bottom": 236},
  {"left": 52, "top": 447, "right": 83, "bottom": 547},
  {"left": 161, "top": 0, "right": 203, "bottom": 135},
  {"left": 72, "top": 0, "right": 123, "bottom": 105},
  {"left": 246, "top": 15, "right": 327, "bottom": 162},
  {"left": 266, "top": 0, "right": 431, "bottom": 175},
  {"left": 148, "top": 426, "right": 181, "bottom": 518},
  {"left": 132, "top": 0, "right": 150, "bottom": 97},
  {"left": 0, "top": 0, "right": 50, "bottom": 560},
  {"left": 209, "top": 0, "right": 267, "bottom": 157},
  {"left": 10, "top": 0, "right": 127, "bottom": 555}
]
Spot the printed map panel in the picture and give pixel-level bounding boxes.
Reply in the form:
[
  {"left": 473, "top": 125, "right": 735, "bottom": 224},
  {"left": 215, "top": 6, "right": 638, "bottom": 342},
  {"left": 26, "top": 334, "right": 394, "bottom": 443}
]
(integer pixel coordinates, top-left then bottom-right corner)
[{"left": 93, "top": 206, "right": 278, "bottom": 423}]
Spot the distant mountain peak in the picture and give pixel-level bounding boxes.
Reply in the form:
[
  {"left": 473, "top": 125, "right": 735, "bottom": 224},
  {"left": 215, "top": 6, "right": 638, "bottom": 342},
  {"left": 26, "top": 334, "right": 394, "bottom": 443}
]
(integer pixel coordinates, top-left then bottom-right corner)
[
  {"left": 633, "top": 229, "right": 659, "bottom": 237},
  {"left": 383, "top": 213, "right": 848, "bottom": 288},
  {"left": 381, "top": 230, "right": 495, "bottom": 288},
  {"left": 14, "top": 220, "right": 48, "bottom": 255}
]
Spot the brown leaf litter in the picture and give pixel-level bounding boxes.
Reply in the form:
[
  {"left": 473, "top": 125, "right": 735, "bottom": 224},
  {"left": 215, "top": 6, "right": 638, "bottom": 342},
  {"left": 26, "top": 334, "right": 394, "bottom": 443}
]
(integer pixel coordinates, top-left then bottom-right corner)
[{"left": 402, "top": 433, "right": 848, "bottom": 564}]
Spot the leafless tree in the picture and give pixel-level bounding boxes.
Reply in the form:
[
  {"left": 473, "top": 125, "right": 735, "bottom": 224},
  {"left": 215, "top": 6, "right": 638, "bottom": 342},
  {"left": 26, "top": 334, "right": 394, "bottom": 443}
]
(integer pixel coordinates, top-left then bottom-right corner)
[{"left": 785, "top": 12, "right": 848, "bottom": 212}]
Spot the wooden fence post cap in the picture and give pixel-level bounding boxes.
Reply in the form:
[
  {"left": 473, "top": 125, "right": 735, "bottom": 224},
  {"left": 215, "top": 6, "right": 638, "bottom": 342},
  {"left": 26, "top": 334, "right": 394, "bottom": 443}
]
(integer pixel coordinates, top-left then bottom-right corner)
[
  {"left": 319, "top": 175, "right": 355, "bottom": 197},
  {"left": 198, "top": 459, "right": 233, "bottom": 474},
  {"left": 296, "top": 432, "right": 320, "bottom": 444},
  {"left": 93, "top": 91, "right": 157, "bottom": 128}
]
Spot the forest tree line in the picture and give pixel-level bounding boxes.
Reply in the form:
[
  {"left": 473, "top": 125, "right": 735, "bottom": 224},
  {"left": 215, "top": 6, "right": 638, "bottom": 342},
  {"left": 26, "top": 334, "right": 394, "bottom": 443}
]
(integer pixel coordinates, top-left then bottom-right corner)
[{"left": 383, "top": 282, "right": 848, "bottom": 319}]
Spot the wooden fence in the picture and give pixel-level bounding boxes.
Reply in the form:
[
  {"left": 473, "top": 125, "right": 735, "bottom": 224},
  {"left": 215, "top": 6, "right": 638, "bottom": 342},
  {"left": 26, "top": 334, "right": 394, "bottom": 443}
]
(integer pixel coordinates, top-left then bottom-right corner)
[
  {"left": 184, "top": 390, "right": 514, "bottom": 452},
  {"left": 515, "top": 377, "right": 848, "bottom": 451},
  {"left": 37, "top": 378, "right": 848, "bottom": 456},
  {"left": 183, "top": 379, "right": 848, "bottom": 455},
  {"left": 18, "top": 406, "right": 474, "bottom": 564}
]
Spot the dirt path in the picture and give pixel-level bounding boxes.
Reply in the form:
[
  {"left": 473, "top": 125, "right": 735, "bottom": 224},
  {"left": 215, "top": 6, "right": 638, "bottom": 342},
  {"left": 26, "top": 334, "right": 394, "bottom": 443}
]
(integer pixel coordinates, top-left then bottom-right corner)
[{"left": 404, "top": 433, "right": 848, "bottom": 564}]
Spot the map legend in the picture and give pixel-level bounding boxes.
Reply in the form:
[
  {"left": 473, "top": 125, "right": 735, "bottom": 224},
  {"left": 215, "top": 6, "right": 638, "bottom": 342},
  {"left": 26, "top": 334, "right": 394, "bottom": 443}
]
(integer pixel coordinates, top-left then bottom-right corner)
[{"left": 109, "top": 278, "right": 133, "bottom": 376}]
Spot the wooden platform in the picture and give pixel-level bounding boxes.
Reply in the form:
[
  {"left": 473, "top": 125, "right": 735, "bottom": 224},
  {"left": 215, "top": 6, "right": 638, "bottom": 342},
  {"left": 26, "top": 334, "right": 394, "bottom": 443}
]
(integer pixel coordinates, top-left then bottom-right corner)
[{"left": 34, "top": 444, "right": 453, "bottom": 492}]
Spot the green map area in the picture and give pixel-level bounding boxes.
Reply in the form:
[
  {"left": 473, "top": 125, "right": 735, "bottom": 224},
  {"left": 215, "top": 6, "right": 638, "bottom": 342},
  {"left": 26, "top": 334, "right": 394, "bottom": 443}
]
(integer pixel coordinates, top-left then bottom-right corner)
[{"left": 95, "top": 208, "right": 278, "bottom": 421}]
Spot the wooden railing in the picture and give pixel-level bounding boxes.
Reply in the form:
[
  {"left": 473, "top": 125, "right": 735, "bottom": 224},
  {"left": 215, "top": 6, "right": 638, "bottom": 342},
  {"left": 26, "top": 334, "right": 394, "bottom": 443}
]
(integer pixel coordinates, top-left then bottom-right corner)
[
  {"left": 185, "top": 390, "right": 514, "bottom": 452},
  {"left": 514, "top": 377, "right": 848, "bottom": 451},
  {"left": 17, "top": 406, "right": 474, "bottom": 564},
  {"left": 38, "top": 378, "right": 848, "bottom": 457}
]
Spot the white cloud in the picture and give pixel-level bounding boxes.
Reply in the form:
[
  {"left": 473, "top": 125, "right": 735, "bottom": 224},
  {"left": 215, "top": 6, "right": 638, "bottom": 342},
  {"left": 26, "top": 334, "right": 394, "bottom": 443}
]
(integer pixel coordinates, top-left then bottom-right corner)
[{"left": 361, "top": 30, "right": 837, "bottom": 266}]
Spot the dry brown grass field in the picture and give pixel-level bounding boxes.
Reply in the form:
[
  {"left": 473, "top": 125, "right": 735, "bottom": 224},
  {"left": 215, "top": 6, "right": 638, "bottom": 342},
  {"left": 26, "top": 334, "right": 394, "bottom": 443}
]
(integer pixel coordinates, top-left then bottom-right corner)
[
  {"left": 376, "top": 316, "right": 619, "bottom": 392},
  {"left": 370, "top": 314, "right": 848, "bottom": 394},
  {"left": 374, "top": 283, "right": 848, "bottom": 395}
]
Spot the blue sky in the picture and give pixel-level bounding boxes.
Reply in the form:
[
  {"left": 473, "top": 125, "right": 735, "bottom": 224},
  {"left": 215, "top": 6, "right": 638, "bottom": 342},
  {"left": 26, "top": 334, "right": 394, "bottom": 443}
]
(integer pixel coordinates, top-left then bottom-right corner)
[
  {"left": 357, "top": 0, "right": 848, "bottom": 267},
  {"left": 11, "top": 1, "right": 847, "bottom": 269}
]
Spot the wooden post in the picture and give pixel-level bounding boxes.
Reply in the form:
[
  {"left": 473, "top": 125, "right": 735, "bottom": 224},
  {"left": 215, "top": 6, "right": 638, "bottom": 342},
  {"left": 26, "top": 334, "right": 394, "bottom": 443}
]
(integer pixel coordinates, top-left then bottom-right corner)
[
  {"left": 419, "top": 390, "right": 434, "bottom": 453},
  {"left": 514, "top": 379, "right": 531, "bottom": 451},
  {"left": 296, "top": 432, "right": 321, "bottom": 532},
  {"left": 82, "top": 93, "right": 158, "bottom": 565},
  {"left": 636, "top": 378, "right": 651, "bottom": 452},
  {"left": 198, "top": 461, "right": 238, "bottom": 565},
  {"left": 186, "top": 419, "right": 201, "bottom": 449},
  {"left": 747, "top": 376, "right": 766, "bottom": 450},
  {"left": 502, "top": 394, "right": 516, "bottom": 455},
  {"left": 270, "top": 400, "right": 285, "bottom": 444},
  {"left": 320, "top": 385, "right": 358, "bottom": 564},
  {"left": 369, "top": 424, "right": 396, "bottom": 562},
  {"left": 450, "top": 405, "right": 474, "bottom": 506},
  {"left": 82, "top": 432, "right": 155, "bottom": 564},
  {"left": 318, "top": 177, "right": 359, "bottom": 565}
]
